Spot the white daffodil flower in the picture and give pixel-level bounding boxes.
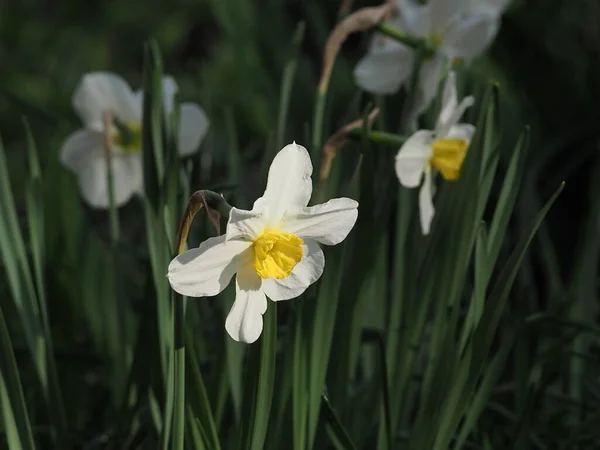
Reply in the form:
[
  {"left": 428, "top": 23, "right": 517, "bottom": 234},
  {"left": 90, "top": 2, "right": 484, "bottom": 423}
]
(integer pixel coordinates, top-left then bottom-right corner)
[
  {"left": 168, "top": 143, "right": 359, "bottom": 343},
  {"left": 395, "top": 72, "right": 475, "bottom": 235},
  {"left": 60, "top": 72, "right": 209, "bottom": 208},
  {"left": 354, "top": 0, "right": 505, "bottom": 114}
]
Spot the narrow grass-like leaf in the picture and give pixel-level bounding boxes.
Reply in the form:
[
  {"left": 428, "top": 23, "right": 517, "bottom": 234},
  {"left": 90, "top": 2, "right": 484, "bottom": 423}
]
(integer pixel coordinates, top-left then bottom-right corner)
[
  {"left": 292, "top": 304, "right": 308, "bottom": 450},
  {"left": 276, "top": 22, "right": 305, "bottom": 150},
  {"left": 322, "top": 394, "right": 357, "bottom": 450},
  {"left": 0, "top": 134, "right": 40, "bottom": 367},
  {"left": 186, "top": 408, "right": 208, "bottom": 450},
  {"left": 375, "top": 333, "right": 392, "bottom": 450},
  {"left": 453, "top": 334, "right": 515, "bottom": 449},
  {"left": 0, "top": 304, "right": 36, "bottom": 450},
  {"left": 566, "top": 158, "right": 600, "bottom": 411},
  {"left": 0, "top": 130, "right": 68, "bottom": 449},
  {"left": 487, "top": 128, "right": 529, "bottom": 263},
  {"left": 237, "top": 304, "right": 277, "bottom": 450},
  {"left": 186, "top": 330, "right": 221, "bottom": 450},
  {"left": 142, "top": 39, "right": 167, "bottom": 209},
  {"left": 306, "top": 229, "right": 352, "bottom": 449},
  {"left": 172, "top": 295, "right": 186, "bottom": 450},
  {"left": 476, "top": 183, "right": 564, "bottom": 358},
  {"left": 224, "top": 293, "right": 245, "bottom": 424}
]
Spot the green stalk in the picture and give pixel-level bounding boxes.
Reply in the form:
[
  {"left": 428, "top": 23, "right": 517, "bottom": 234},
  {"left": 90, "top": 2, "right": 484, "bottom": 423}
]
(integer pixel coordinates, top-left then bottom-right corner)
[
  {"left": 375, "top": 23, "right": 434, "bottom": 55},
  {"left": 103, "top": 112, "right": 127, "bottom": 403},
  {"left": 173, "top": 294, "right": 186, "bottom": 450},
  {"left": 103, "top": 113, "right": 120, "bottom": 245},
  {"left": 170, "top": 189, "right": 233, "bottom": 448},
  {"left": 379, "top": 45, "right": 426, "bottom": 449},
  {"left": 347, "top": 129, "right": 406, "bottom": 147}
]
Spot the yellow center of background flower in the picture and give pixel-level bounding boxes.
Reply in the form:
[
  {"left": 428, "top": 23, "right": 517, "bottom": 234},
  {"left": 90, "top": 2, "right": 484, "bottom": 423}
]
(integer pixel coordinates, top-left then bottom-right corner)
[
  {"left": 430, "top": 138, "right": 468, "bottom": 180},
  {"left": 429, "top": 33, "right": 443, "bottom": 46},
  {"left": 113, "top": 121, "right": 142, "bottom": 153},
  {"left": 253, "top": 229, "right": 303, "bottom": 279}
]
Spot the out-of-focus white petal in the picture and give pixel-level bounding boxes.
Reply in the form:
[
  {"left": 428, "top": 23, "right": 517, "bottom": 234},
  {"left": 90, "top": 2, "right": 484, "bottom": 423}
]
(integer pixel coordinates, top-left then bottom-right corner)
[
  {"left": 465, "top": 0, "right": 510, "bottom": 15},
  {"left": 225, "top": 265, "right": 267, "bottom": 343},
  {"left": 395, "top": 130, "right": 433, "bottom": 188},
  {"left": 428, "top": 0, "right": 463, "bottom": 33},
  {"left": 396, "top": 0, "right": 431, "bottom": 37},
  {"left": 168, "top": 236, "right": 251, "bottom": 297},
  {"left": 447, "top": 123, "right": 476, "bottom": 144},
  {"left": 419, "top": 168, "right": 435, "bottom": 235},
  {"left": 60, "top": 129, "right": 104, "bottom": 173},
  {"left": 354, "top": 38, "right": 414, "bottom": 95},
  {"left": 161, "top": 75, "right": 179, "bottom": 115},
  {"left": 61, "top": 130, "right": 142, "bottom": 208},
  {"left": 261, "top": 239, "right": 324, "bottom": 301},
  {"left": 226, "top": 207, "right": 265, "bottom": 242},
  {"left": 436, "top": 95, "right": 475, "bottom": 137},
  {"left": 441, "top": 13, "right": 499, "bottom": 61},
  {"left": 80, "top": 155, "right": 142, "bottom": 209},
  {"left": 436, "top": 71, "right": 458, "bottom": 131},
  {"left": 282, "top": 198, "right": 358, "bottom": 246},
  {"left": 178, "top": 103, "right": 209, "bottom": 157},
  {"left": 73, "top": 72, "right": 140, "bottom": 132},
  {"left": 415, "top": 55, "right": 446, "bottom": 117},
  {"left": 256, "top": 142, "right": 313, "bottom": 227},
  {"left": 132, "top": 89, "right": 144, "bottom": 113}
]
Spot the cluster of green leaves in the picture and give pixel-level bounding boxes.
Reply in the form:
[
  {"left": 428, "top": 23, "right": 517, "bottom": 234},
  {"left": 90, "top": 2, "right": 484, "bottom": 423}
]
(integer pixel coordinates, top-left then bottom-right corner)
[{"left": 2, "top": 0, "right": 600, "bottom": 449}]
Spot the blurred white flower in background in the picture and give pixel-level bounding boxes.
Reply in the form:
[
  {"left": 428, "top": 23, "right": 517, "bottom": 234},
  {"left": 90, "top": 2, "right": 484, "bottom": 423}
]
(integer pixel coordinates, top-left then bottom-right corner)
[
  {"left": 168, "top": 143, "right": 359, "bottom": 343},
  {"left": 60, "top": 72, "right": 209, "bottom": 208},
  {"left": 394, "top": 71, "right": 475, "bottom": 235},
  {"left": 354, "top": 0, "right": 506, "bottom": 115}
]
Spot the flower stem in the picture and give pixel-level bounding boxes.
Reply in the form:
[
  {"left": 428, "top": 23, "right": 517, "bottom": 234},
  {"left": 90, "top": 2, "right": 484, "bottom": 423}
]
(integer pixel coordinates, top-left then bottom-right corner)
[
  {"left": 173, "top": 294, "right": 185, "bottom": 450},
  {"left": 375, "top": 23, "right": 435, "bottom": 56},
  {"left": 103, "top": 112, "right": 120, "bottom": 243},
  {"left": 347, "top": 129, "right": 406, "bottom": 148},
  {"left": 170, "top": 189, "right": 232, "bottom": 450},
  {"left": 102, "top": 111, "right": 127, "bottom": 404}
]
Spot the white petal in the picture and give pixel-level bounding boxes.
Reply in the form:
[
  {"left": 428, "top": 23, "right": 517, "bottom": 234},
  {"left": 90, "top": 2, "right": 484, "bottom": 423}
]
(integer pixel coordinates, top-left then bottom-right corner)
[
  {"left": 441, "top": 13, "right": 499, "bottom": 61},
  {"left": 395, "top": 130, "right": 433, "bottom": 188},
  {"left": 419, "top": 168, "right": 435, "bottom": 235},
  {"left": 225, "top": 265, "right": 267, "bottom": 343},
  {"left": 282, "top": 198, "right": 358, "bottom": 246},
  {"left": 161, "top": 75, "right": 179, "bottom": 115},
  {"left": 429, "top": 0, "right": 463, "bottom": 33},
  {"left": 226, "top": 206, "right": 265, "bottom": 242},
  {"left": 261, "top": 239, "right": 324, "bottom": 301},
  {"left": 436, "top": 71, "right": 458, "bottom": 131},
  {"left": 60, "top": 130, "right": 142, "bottom": 208},
  {"left": 178, "top": 103, "right": 209, "bottom": 157},
  {"left": 415, "top": 55, "right": 446, "bottom": 116},
  {"left": 133, "top": 89, "right": 144, "bottom": 112},
  {"left": 354, "top": 37, "right": 414, "bottom": 95},
  {"left": 168, "top": 236, "right": 251, "bottom": 297},
  {"left": 60, "top": 129, "right": 104, "bottom": 173},
  {"left": 72, "top": 72, "right": 140, "bottom": 132},
  {"left": 396, "top": 0, "right": 431, "bottom": 37},
  {"left": 81, "top": 157, "right": 141, "bottom": 209},
  {"left": 257, "top": 142, "right": 313, "bottom": 227},
  {"left": 447, "top": 123, "right": 476, "bottom": 144},
  {"left": 436, "top": 95, "right": 475, "bottom": 137},
  {"left": 467, "top": 0, "right": 509, "bottom": 15}
]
